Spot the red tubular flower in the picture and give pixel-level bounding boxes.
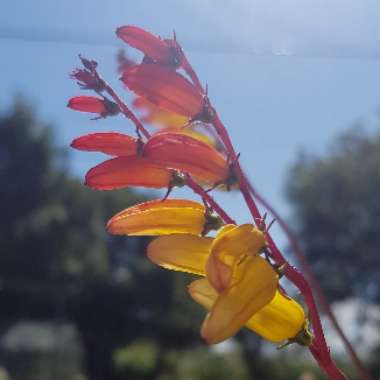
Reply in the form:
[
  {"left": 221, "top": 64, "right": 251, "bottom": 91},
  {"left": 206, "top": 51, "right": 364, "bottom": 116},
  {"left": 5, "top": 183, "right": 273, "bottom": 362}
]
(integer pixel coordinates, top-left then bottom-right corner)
[
  {"left": 121, "top": 64, "right": 203, "bottom": 118},
  {"left": 144, "top": 131, "right": 229, "bottom": 184},
  {"left": 71, "top": 133, "right": 138, "bottom": 157},
  {"left": 116, "top": 26, "right": 177, "bottom": 65},
  {"left": 85, "top": 156, "right": 176, "bottom": 190},
  {"left": 67, "top": 96, "right": 119, "bottom": 118}
]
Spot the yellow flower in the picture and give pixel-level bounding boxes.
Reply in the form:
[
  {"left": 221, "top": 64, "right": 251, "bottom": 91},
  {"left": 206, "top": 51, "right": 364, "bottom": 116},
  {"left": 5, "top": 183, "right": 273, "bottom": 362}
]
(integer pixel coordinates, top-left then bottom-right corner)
[
  {"left": 189, "top": 280, "right": 308, "bottom": 343},
  {"left": 147, "top": 224, "right": 309, "bottom": 344}
]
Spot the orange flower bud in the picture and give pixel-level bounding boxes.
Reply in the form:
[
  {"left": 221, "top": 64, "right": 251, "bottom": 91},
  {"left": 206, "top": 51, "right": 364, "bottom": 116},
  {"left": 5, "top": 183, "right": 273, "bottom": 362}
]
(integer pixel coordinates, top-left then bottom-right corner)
[
  {"left": 85, "top": 156, "right": 174, "bottom": 190},
  {"left": 67, "top": 96, "right": 119, "bottom": 118},
  {"left": 107, "top": 199, "right": 215, "bottom": 236},
  {"left": 144, "top": 132, "right": 229, "bottom": 184},
  {"left": 121, "top": 64, "right": 203, "bottom": 118},
  {"left": 71, "top": 133, "right": 138, "bottom": 157},
  {"left": 116, "top": 25, "right": 176, "bottom": 65}
]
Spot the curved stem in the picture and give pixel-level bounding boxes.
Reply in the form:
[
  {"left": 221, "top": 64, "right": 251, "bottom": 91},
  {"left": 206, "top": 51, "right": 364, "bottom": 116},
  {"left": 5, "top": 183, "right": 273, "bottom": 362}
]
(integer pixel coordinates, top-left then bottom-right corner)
[{"left": 185, "top": 175, "right": 236, "bottom": 224}]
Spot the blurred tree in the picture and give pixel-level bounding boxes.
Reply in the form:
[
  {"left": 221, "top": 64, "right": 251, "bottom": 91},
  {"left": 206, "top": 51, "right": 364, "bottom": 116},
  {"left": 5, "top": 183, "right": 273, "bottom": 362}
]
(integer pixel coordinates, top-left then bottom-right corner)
[
  {"left": 0, "top": 98, "right": 208, "bottom": 380},
  {"left": 286, "top": 124, "right": 380, "bottom": 376},
  {"left": 286, "top": 125, "right": 380, "bottom": 302}
]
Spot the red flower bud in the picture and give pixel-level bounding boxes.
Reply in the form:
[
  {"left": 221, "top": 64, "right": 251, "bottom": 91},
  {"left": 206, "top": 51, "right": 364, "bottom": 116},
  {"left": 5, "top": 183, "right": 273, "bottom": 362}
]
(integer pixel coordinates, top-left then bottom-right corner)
[
  {"left": 85, "top": 156, "right": 174, "bottom": 190},
  {"left": 121, "top": 64, "right": 203, "bottom": 118},
  {"left": 67, "top": 96, "right": 119, "bottom": 118},
  {"left": 116, "top": 26, "right": 180, "bottom": 66},
  {"left": 71, "top": 133, "right": 138, "bottom": 156},
  {"left": 71, "top": 69, "right": 104, "bottom": 92}
]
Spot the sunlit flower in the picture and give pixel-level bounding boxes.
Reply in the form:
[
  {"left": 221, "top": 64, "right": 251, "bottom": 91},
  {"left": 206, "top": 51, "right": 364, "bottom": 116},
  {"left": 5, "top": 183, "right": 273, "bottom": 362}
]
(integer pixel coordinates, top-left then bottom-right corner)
[
  {"left": 148, "top": 224, "right": 309, "bottom": 345},
  {"left": 67, "top": 96, "right": 119, "bottom": 118},
  {"left": 133, "top": 98, "right": 216, "bottom": 147},
  {"left": 116, "top": 25, "right": 181, "bottom": 66},
  {"left": 144, "top": 131, "right": 229, "bottom": 185},
  {"left": 107, "top": 199, "right": 223, "bottom": 236},
  {"left": 121, "top": 63, "right": 203, "bottom": 118},
  {"left": 71, "top": 132, "right": 138, "bottom": 156},
  {"left": 84, "top": 155, "right": 184, "bottom": 190}
]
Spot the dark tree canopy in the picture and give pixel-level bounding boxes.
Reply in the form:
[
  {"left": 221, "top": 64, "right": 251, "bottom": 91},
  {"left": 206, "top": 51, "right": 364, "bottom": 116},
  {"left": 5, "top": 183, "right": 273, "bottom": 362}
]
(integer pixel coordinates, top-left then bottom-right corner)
[{"left": 286, "top": 126, "right": 380, "bottom": 302}]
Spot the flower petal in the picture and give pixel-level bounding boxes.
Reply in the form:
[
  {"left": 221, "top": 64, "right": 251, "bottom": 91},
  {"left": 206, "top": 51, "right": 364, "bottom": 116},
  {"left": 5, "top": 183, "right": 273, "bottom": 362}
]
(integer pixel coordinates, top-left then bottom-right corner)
[
  {"left": 121, "top": 64, "right": 203, "bottom": 118},
  {"left": 85, "top": 156, "right": 173, "bottom": 190},
  {"left": 148, "top": 234, "right": 213, "bottom": 275},
  {"left": 116, "top": 26, "right": 172, "bottom": 63},
  {"left": 201, "top": 256, "right": 278, "bottom": 344},
  {"left": 206, "top": 224, "right": 266, "bottom": 292},
  {"left": 189, "top": 280, "right": 305, "bottom": 344},
  {"left": 188, "top": 278, "right": 218, "bottom": 309},
  {"left": 67, "top": 96, "right": 106, "bottom": 114},
  {"left": 144, "top": 132, "right": 228, "bottom": 184},
  {"left": 107, "top": 199, "right": 206, "bottom": 236},
  {"left": 245, "top": 291, "right": 306, "bottom": 343},
  {"left": 71, "top": 133, "right": 138, "bottom": 156}
]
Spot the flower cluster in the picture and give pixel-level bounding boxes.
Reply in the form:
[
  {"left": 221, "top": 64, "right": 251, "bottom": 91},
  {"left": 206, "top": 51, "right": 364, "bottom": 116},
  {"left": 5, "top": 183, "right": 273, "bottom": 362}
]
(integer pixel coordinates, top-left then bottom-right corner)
[{"left": 68, "top": 25, "right": 311, "bottom": 347}]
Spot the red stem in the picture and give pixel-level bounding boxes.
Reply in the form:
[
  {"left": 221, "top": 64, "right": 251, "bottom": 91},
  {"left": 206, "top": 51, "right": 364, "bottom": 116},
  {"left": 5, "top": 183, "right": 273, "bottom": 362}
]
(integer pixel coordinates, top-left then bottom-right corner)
[
  {"left": 185, "top": 175, "right": 236, "bottom": 224},
  {"left": 94, "top": 72, "right": 151, "bottom": 139},
  {"left": 248, "top": 180, "right": 372, "bottom": 380}
]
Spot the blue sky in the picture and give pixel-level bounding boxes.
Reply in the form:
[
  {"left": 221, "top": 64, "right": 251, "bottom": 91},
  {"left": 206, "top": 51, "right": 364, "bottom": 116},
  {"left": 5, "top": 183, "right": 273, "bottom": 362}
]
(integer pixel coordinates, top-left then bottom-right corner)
[{"left": 1, "top": 0, "right": 380, "bottom": 247}]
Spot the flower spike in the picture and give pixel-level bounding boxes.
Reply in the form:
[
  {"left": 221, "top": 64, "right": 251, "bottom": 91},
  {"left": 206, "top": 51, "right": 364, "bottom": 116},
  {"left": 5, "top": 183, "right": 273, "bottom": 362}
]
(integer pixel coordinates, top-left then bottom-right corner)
[
  {"left": 71, "top": 133, "right": 138, "bottom": 157},
  {"left": 121, "top": 64, "right": 203, "bottom": 118}
]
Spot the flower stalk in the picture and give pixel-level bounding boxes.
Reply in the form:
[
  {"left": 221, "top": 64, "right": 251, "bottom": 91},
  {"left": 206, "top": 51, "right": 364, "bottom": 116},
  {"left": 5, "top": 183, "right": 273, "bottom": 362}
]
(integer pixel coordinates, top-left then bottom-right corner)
[{"left": 66, "top": 25, "right": 372, "bottom": 380}]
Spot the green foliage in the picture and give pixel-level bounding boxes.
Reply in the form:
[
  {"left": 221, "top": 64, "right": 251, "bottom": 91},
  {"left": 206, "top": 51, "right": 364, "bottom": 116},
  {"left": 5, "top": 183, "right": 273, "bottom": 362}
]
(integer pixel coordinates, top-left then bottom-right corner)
[
  {"left": 286, "top": 125, "right": 380, "bottom": 301},
  {"left": 113, "top": 339, "right": 158, "bottom": 377},
  {"left": 158, "top": 347, "right": 250, "bottom": 380}
]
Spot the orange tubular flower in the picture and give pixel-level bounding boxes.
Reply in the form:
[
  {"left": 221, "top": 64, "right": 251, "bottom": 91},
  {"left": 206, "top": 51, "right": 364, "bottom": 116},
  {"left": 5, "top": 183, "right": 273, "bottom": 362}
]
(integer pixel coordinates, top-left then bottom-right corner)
[
  {"left": 71, "top": 133, "right": 138, "bottom": 156},
  {"left": 107, "top": 199, "right": 223, "bottom": 236},
  {"left": 116, "top": 25, "right": 179, "bottom": 65},
  {"left": 85, "top": 156, "right": 178, "bottom": 190},
  {"left": 121, "top": 64, "right": 203, "bottom": 118},
  {"left": 144, "top": 131, "right": 229, "bottom": 185}
]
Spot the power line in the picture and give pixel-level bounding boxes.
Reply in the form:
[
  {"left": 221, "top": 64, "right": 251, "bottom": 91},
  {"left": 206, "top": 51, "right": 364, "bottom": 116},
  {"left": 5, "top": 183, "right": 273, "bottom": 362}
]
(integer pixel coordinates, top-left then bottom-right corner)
[{"left": 1, "top": 27, "right": 380, "bottom": 62}]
